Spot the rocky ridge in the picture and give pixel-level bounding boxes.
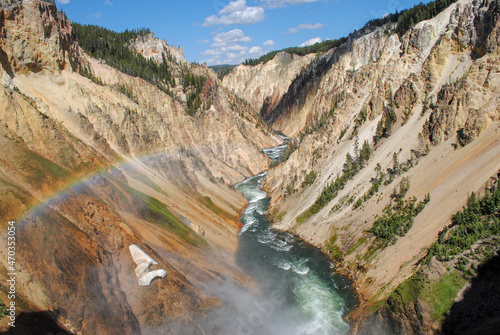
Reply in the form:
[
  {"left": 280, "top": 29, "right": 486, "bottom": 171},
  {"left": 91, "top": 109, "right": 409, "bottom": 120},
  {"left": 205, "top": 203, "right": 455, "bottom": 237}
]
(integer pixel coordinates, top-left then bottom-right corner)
[{"left": 130, "top": 32, "right": 186, "bottom": 65}]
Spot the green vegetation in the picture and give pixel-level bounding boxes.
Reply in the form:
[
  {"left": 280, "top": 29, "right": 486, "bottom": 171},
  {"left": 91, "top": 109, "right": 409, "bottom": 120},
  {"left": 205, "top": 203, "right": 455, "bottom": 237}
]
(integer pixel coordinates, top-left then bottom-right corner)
[
  {"left": 386, "top": 269, "right": 466, "bottom": 325},
  {"left": 353, "top": 164, "right": 385, "bottom": 210},
  {"left": 362, "top": 0, "right": 457, "bottom": 37},
  {"left": 300, "top": 97, "right": 341, "bottom": 139},
  {"left": 286, "top": 182, "right": 298, "bottom": 196},
  {"left": 381, "top": 183, "right": 500, "bottom": 328},
  {"left": 128, "top": 187, "right": 207, "bottom": 247},
  {"left": 427, "top": 271, "right": 466, "bottom": 321},
  {"left": 379, "top": 180, "right": 500, "bottom": 328},
  {"left": 277, "top": 211, "right": 287, "bottom": 221},
  {"left": 330, "top": 194, "right": 355, "bottom": 213},
  {"left": 297, "top": 139, "right": 372, "bottom": 223},
  {"left": 401, "top": 106, "right": 412, "bottom": 125},
  {"left": 326, "top": 233, "right": 343, "bottom": 262},
  {"left": 351, "top": 109, "right": 368, "bottom": 138},
  {"left": 73, "top": 23, "right": 174, "bottom": 92},
  {"left": 301, "top": 170, "right": 317, "bottom": 188},
  {"left": 338, "top": 128, "right": 347, "bottom": 143},
  {"left": 389, "top": 273, "right": 424, "bottom": 308},
  {"left": 373, "top": 108, "right": 397, "bottom": 145},
  {"left": 21, "top": 148, "right": 71, "bottom": 188},
  {"left": 369, "top": 178, "right": 430, "bottom": 243},
  {"left": 424, "top": 188, "right": 500, "bottom": 274},
  {"left": 133, "top": 172, "right": 168, "bottom": 197},
  {"left": 346, "top": 236, "right": 367, "bottom": 255},
  {"left": 79, "top": 63, "right": 104, "bottom": 86},
  {"left": 73, "top": 23, "right": 213, "bottom": 115},
  {"left": 243, "top": 37, "right": 347, "bottom": 66},
  {"left": 113, "top": 83, "right": 138, "bottom": 103},
  {"left": 200, "top": 195, "right": 238, "bottom": 222},
  {"left": 209, "top": 64, "right": 236, "bottom": 79},
  {"left": 353, "top": 150, "right": 417, "bottom": 210},
  {"left": 363, "top": 239, "right": 385, "bottom": 262},
  {"left": 359, "top": 140, "right": 371, "bottom": 163},
  {"left": 387, "top": 84, "right": 395, "bottom": 108},
  {"left": 421, "top": 90, "right": 430, "bottom": 116},
  {"left": 182, "top": 72, "right": 210, "bottom": 115},
  {"left": 267, "top": 208, "right": 287, "bottom": 222},
  {"left": 0, "top": 299, "right": 7, "bottom": 319}
]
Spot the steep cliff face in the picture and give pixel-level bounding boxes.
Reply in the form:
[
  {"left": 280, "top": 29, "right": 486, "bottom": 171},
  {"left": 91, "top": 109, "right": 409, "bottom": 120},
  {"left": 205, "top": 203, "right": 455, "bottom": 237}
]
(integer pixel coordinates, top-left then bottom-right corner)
[
  {"left": 0, "top": 1, "right": 278, "bottom": 333},
  {"left": 0, "top": 0, "right": 80, "bottom": 74},
  {"left": 265, "top": 0, "right": 500, "bottom": 138},
  {"left": 259, "top": 0, "right": 500, "bottom": 332},
  {"left": 222, "top": 51, "right": 316, "bottom": 118}
]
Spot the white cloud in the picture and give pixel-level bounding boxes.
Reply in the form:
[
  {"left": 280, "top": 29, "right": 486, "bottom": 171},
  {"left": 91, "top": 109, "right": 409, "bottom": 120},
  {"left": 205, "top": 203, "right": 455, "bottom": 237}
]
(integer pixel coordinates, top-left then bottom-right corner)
[
  {"left": 205, "top": 46, "right": 266, "bottom": 65},
  {"left": 201, "top": 27, "right": 266, "bottom": 65},
  {"left": 56, "top": 0, "right": 70, "bottom": 4},
  {"left": 203, "top": 45, "right": 249, "bottom": 56},
  {"left": 202, "top": 0, "right": 265, "bottom": 27},
  {"left": 263, "top": 39, "right": 275, "bottom": 46},
  {"left": 104, "top": 0, "right": 113, "bottom": 5},
  {"left": 259, "top": 0, "right": 319, "bottom": 8},
  {"left": 212, "top": 29, "right": 252, "bottom": 47},
  {"left": 285, "top": 23, "right": 325, "bottom": 34},
  {"left": 219, "top": 0, "right": 247, "bottom": 14},
  {"left": 92, "top": 12, "right": 102, "bottom": 18},
  {"left": 197, "top": 39, "right": 209, "bottom": 44},
  {"left": 299, "top": 37, "right": 322, "bottom": 47},
  {"left": 249, "top": 46, "right": 263, "bottom": 54}
]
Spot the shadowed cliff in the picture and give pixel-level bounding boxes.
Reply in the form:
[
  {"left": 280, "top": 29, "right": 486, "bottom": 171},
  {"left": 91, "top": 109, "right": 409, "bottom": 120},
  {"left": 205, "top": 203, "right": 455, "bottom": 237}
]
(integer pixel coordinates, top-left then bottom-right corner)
[{"left": 441, "top": 251, "right": 500, "bottom": 335}]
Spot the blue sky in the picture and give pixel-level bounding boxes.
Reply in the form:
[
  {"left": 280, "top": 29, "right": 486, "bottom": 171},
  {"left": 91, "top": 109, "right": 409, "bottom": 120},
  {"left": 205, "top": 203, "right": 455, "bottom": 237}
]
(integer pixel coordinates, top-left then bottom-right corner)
[{"left": 57, "top": 0, "right": 433, "bottom": 65}]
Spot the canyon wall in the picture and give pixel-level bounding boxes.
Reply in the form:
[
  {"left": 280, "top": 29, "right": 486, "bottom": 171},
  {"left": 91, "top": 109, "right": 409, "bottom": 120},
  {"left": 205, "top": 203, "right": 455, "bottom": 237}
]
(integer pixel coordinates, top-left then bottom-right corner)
[
  {"left": 222, "top": 51, "right": 316, "bottom": 120},
  {"left": 0, "top": 1, "right": 279, "bottom": 333},
  {"left": 223, "top": 0, "right": 500, "bottom": 332},
  {"left": 1, "top": 0, "right": 499, "bottom": 333}
]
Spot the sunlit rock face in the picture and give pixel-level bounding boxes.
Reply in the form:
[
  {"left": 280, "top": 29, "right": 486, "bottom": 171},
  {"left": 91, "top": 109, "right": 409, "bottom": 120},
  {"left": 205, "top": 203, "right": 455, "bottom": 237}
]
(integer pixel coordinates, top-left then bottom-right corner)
[
  {"left": 129, "top": 32, "right": 186, "bottom": 65},
  {"left": 222, "top": 51, "right": 317, "bottom": 119}
]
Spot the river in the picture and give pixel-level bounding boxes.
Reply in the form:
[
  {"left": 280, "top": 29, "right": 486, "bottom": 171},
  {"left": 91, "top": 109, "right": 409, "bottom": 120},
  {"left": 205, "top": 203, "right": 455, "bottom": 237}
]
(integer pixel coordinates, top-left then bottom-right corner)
[{"left": 233, "top": 133, "right": 357, "bottom": 335}]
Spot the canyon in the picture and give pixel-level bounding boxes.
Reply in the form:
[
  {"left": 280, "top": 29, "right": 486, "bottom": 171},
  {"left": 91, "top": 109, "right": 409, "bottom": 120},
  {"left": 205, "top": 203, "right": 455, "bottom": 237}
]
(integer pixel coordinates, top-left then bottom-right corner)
[
  {"left": 0, "top": 0, "right": 499, "bottom": 334},
  {"left": 0, "top": 0, "right": 278, "bottom": 333},
  {"left": 224, "top": 0, "right": 500, "bottom": 333}
]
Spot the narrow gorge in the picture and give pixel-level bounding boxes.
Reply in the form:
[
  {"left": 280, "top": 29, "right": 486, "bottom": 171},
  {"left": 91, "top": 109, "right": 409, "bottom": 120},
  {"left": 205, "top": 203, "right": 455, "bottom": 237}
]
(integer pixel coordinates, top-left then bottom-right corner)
[{"left": 0, "top": 0, "right": 499, "bottom": 334}]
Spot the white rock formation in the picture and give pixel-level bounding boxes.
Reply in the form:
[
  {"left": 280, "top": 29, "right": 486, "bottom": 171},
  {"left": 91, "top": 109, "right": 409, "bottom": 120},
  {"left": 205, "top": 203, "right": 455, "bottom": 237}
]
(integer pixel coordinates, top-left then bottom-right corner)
[
  {"left": 129, "top": 32, "right": 186, "bottom": 64},
  {"left": 129, "top": 244, "right": 167, "bottom": 286}
]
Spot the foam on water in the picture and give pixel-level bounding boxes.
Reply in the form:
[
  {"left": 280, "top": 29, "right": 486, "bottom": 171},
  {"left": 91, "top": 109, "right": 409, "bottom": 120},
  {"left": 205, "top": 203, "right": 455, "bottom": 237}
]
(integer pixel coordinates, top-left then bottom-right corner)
[
  {"left": 293, "top": 273, "right": 350, "bottom": 335},
  {"left": 239, "top": 215, "right": 258, "bottom": 235},
  {"left": 269, "top": 242, "right": 293, "bottom": 252},
  {"left": 236, "top": 171, "right": 268, "bottom": 205},
  {"left": 275, "top": 259, "right": 292, "bottom": 271},
  {"left": 262, "top": 143, "right": 288, "bottom": 161},
  {"left": 261, "top": 132, "right": 290, "bottom": 162}
]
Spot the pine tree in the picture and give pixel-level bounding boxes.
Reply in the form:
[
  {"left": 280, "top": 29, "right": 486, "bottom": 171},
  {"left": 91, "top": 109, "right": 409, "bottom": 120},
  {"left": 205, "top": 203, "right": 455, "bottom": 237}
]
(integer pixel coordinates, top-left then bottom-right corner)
[
  {"left": 360, "top": 140, "right": 372, "bottom": 165},
  {"left": 392, "top": 152, "right": 399, "bottom": 174}
]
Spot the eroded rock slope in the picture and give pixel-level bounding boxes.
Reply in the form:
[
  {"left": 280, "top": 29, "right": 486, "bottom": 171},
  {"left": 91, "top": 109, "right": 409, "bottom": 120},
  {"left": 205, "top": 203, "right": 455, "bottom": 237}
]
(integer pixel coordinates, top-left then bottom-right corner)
[
  {"left": 0, "top": 1, "right": 279, "bottom": 333},
  {"left": 252, "top": 0, "right": 500, "bottom": 332}
]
